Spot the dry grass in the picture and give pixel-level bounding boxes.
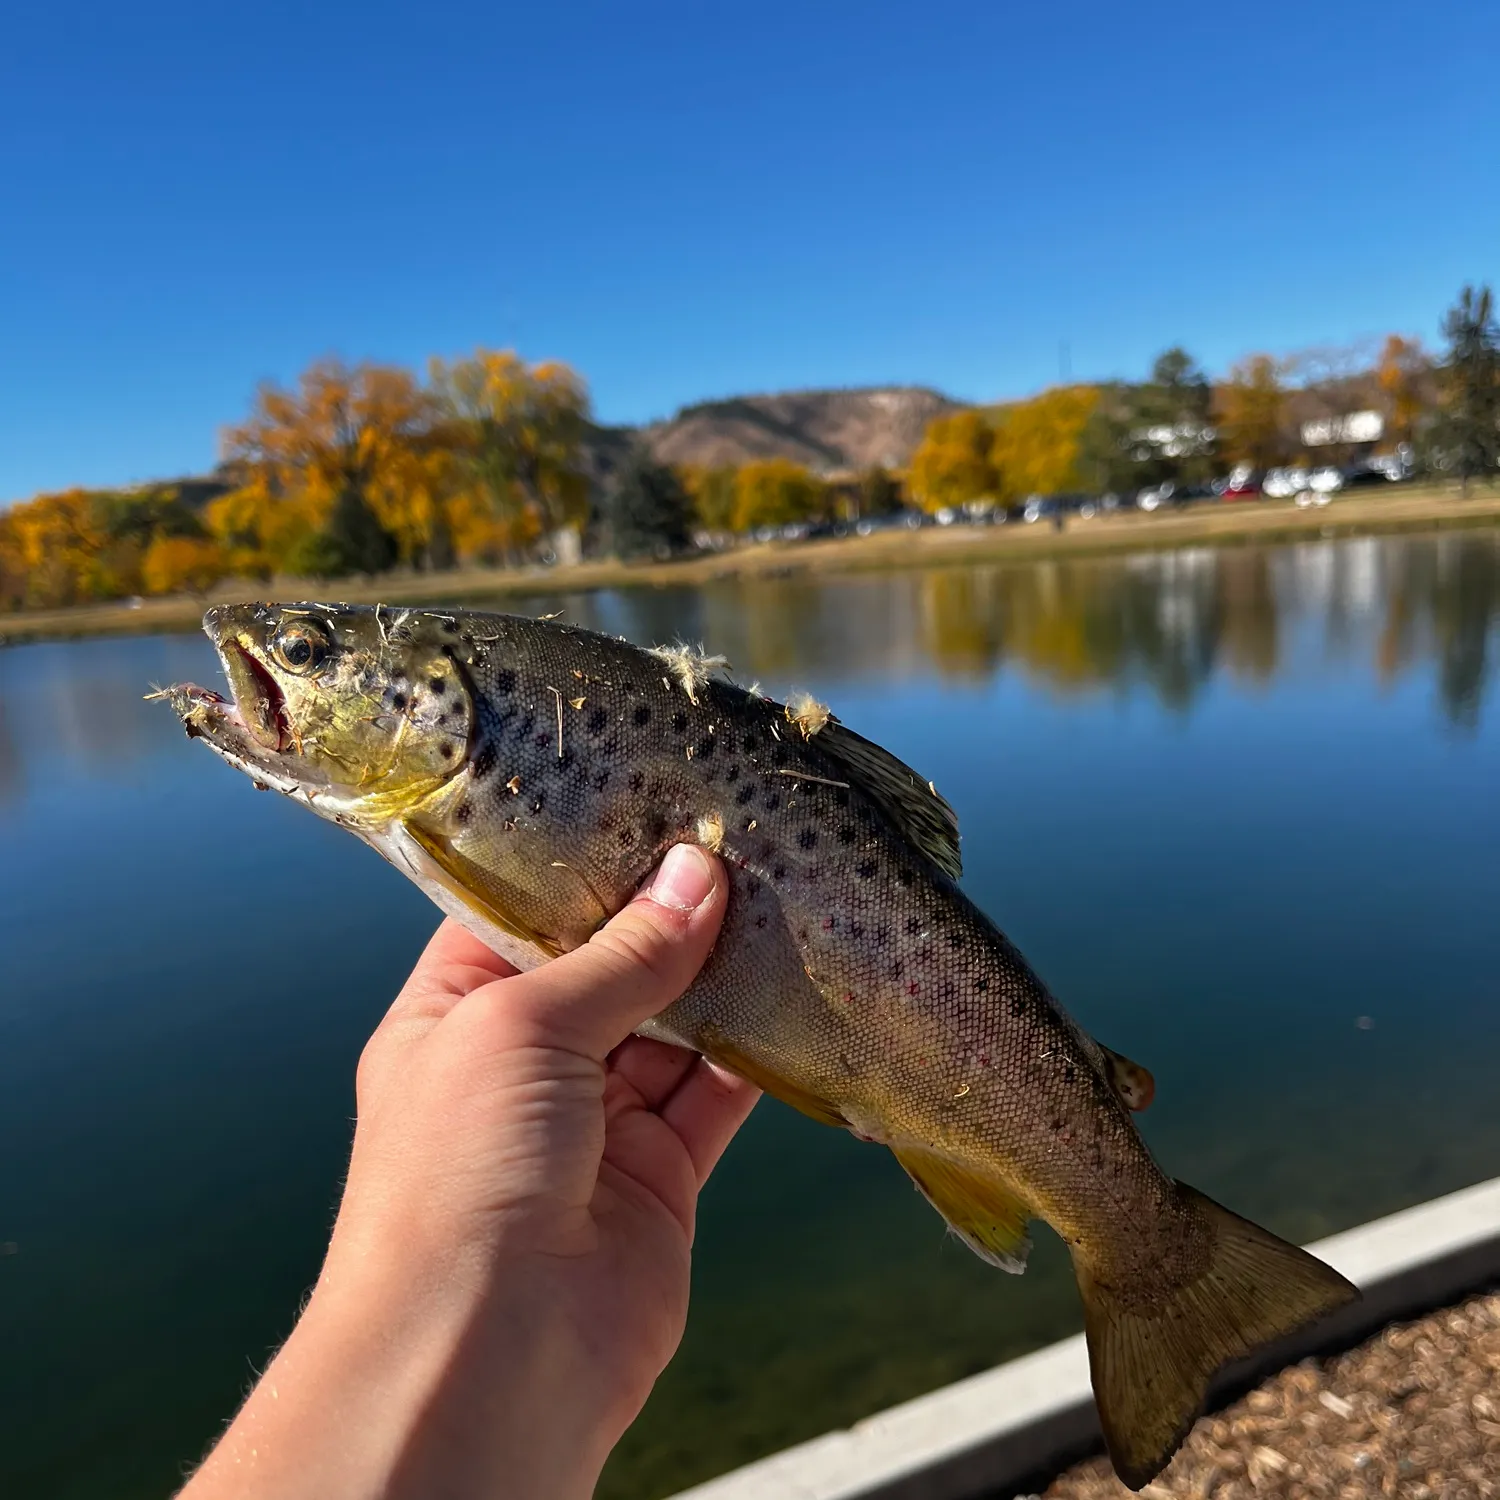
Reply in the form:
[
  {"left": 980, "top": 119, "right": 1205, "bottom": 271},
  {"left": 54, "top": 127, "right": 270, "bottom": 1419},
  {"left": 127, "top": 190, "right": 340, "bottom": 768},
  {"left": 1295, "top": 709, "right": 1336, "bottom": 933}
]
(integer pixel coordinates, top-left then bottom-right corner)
[
  {"left": 1040, "top": 1289, "right": 1500, "bottom": 1500},
  {"left": 3, "top": 484, "right": 1499, "bottom": 648}
]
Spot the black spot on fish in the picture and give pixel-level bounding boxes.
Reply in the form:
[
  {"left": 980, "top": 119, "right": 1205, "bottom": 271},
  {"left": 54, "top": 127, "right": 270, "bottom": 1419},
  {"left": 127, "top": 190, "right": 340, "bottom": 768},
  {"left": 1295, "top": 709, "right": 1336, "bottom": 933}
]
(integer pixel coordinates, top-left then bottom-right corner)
[
  {"left": 725, "top": 764, "right": 739, "bottom": 782},
  {"left": 1010, "top": 997, "right": 1027, "bottom": 1016},
  {"left": 856, "top": 858, "right": 877, "bottom": 879},
  {"left": 904, "top": 916, "right": 922, "bottom": 935},
  {"left": 837, "top": 825, "right": 856, "bottom": 845},
  {"left": 455, "top": 800, "right": 473, "bottom": 824},
  {"left": 764, "top": 792, "right": 780, "bottom": 812},
  {"left": 849, "top": 920, "right": 863, "bottom": 938},
  {"left": 634, "top": 705, "right": 651, "bottom": 727},
  {"left": 755, "top": 914, "right": 768, "bottom": 928},
  {"left": 391, "top": 692, "right": 408, "bottom": 712},
  {"left": 630, "top": 771, "right": 644, "bottom": 793},
  {"left": 888, "top": 960, "right": 904, "bottom": 979},
  {"left": 648, "top": 778, "right": 664, "bottom": 799},
  {"left": 745, "top": 877, "right": 761, "bottom": 899},
  {"left": 428, "top": 676, "right": 446, "bottom": 695},
  {"left": 618, "top": 829, "right": 634, "bottom": 847},
  {"left": 797, "top": 828, "right": 817, "bottom": 850},
  {"left": 602, "top": 735, "right": 620, "bottom": 759},
  {"left": 742, "top": 735, "right": 757, "bottom": 754},
  {"left": 834, "top": 789, "right": 849, "bottom": 808},
  {"left": 473, "top": 742, "right": 498, "bottom": 779},
  {"left": 975, "top": 976, "right": 989, "bottom": 993},
  {"left": 1063, "top": 1064, "right": 1076, "bottom": 1083},
  {"left": 672, "top": 710, "right": 688, "bottom": 734},
  {"left": 772, "top": 864, "right": 787, "bottom": 881},
  {"left": 594, "top": 769, "right": 609, "bottom": 791},
  {"left": 588, "top": 708, "right": 607, "bottom": 736},
  {"left": 897, "top": 868, "right": 915, "bottom": 888},
  {"left": 735, "top": 783, "right": 755, "bottom": 806},
  {"left": 645, "top": 812, "right": 668, "bottom": 843},
  {"left": 530, "top": 794, "right": 545, "bottom": 814},
  {"left": 496, "top": 669, "right": 517, "bottom": 694},
  {"left": 1051, "top": 1118, "right": 1065, "bottom": 1133},
  {"left": 948, "top": 931, "right": 964, "bottom": 950}
]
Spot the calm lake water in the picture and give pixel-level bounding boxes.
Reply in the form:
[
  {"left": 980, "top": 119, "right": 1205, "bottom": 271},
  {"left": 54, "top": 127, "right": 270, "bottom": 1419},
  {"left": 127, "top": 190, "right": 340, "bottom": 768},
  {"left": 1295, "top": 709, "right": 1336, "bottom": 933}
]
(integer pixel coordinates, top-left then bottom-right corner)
[{"left": 3, "top": 532, "right": 1500, "bottom": 1499}]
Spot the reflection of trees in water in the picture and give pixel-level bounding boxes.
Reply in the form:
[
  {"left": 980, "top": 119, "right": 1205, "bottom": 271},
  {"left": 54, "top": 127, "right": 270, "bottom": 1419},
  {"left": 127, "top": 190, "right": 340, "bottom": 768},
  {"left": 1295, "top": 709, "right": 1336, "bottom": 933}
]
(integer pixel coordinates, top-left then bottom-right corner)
[
  {"left": 1376, "top": 535, "right": 1500, "bottom": 729},
  {"left": 1214, "top": 549, "right": 1279, "bottom": 685}
]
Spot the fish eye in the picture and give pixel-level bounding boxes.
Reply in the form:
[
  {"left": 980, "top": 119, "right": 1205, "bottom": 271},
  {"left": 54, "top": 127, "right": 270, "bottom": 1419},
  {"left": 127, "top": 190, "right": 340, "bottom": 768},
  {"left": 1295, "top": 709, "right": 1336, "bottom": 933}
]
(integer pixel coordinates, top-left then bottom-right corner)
[{"left": 271, "top": 622, "right": 331, "bottom": 674}]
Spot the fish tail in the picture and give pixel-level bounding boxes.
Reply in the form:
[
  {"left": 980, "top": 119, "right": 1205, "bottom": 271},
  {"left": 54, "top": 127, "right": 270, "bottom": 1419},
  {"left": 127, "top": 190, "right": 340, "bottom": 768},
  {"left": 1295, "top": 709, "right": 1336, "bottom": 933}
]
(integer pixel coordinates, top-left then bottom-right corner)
[{"left": 1075, "top": 1182, "right": 1358, "bottom": 1490}]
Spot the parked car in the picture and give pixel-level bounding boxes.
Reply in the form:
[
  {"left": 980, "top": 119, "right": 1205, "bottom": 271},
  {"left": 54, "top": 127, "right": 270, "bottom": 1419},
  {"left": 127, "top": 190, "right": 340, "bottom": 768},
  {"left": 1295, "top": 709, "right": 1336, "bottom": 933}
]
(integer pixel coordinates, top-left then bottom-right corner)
[{"left": 1216, "top": 463, "right": 1263, "bottom": 501}]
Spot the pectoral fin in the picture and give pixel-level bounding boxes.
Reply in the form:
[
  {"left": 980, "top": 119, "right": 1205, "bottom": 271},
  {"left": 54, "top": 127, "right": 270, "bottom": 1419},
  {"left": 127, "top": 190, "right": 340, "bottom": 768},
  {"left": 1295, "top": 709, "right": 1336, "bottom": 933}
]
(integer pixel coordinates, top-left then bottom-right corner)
[
  {"left": 893, "top": 1145, "right": 1033, "bottom": 1273},
  {"left": 1102, "top": 1045, "right": 1155, "bottom": 1112},
  {"left": 404, "top": 821, "right": 568, "bottom": 959}
]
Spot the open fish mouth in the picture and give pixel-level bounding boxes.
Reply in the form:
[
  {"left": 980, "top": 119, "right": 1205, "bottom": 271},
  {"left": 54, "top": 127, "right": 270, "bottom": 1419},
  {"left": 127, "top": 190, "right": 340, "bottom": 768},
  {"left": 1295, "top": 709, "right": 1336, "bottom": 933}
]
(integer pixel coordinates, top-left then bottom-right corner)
[{"left": 215, "top": 638, "right": 292, "bottom": 751}]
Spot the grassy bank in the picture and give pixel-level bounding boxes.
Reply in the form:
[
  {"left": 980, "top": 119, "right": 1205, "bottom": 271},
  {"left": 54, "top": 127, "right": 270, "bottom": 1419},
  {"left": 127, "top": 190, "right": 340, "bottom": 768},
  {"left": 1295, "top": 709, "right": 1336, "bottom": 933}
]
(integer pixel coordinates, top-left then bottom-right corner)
[{"left": 4, "top": 482, "right": 1499, "bottom": 647}]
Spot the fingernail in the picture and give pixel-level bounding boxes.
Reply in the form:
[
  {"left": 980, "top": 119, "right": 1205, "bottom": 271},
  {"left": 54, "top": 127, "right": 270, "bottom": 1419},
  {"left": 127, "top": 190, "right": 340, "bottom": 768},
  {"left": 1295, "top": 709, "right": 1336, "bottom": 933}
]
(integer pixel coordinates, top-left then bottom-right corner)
[{"left": 649, "top": 844, "right": 715, "bottom": 911}]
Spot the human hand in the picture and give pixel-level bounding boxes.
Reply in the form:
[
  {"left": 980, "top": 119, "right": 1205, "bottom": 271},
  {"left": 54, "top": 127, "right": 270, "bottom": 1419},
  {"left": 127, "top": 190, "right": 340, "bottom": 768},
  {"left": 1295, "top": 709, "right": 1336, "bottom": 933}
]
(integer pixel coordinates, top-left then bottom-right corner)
[{"left": 180, "top": 844, "right": 759, "bottom": 1500}]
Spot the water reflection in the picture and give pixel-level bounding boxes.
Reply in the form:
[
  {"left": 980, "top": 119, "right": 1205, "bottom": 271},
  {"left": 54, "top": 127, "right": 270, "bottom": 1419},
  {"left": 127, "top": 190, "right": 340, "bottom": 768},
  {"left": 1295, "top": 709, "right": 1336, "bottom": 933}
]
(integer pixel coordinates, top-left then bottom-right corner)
[{"left": 1, "top": 535, "right": 1497, "bottom": 814}]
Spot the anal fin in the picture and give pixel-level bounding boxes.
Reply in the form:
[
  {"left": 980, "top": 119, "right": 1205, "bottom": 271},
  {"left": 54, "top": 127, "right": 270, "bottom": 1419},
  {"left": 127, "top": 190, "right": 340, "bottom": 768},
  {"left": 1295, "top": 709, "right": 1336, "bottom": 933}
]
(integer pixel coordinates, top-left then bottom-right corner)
[{"left": 893, "top": 1145, "right": 1033, "bottom": 1273}]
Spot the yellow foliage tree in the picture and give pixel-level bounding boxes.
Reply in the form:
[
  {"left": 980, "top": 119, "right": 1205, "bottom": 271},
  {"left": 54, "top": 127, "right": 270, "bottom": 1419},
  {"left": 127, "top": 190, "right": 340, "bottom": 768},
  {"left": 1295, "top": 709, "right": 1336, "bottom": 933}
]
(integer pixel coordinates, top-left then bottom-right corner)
[
  {"left": 0, "top": 489, "right": 109, "bottom": 607},
  {"left": 989, "top": 385, "right": 1100, "bottom": 500},
  {"left": 1215, "top": 355, "right": 1290, "bottom": 469},
  {"left": 679, "top": 465, "right": 738, "bottom": 531},
  {"left": 428, "top": 350, "right": 590, "bottom": 548},
  {"left": 217, "top": 358, "right": 436, "bottom": 572},
  {"left": 732, "top": 460, "right": 827, "bottom": 532},
  {"left": 1376, "top": 334, "right": 1429, "bottom": 450},
  {"left": 906, "top": 411, "right": 998, "bottom": 512},
  {"left": 142, "top": 535, "right": 230, "bottom": 596}
]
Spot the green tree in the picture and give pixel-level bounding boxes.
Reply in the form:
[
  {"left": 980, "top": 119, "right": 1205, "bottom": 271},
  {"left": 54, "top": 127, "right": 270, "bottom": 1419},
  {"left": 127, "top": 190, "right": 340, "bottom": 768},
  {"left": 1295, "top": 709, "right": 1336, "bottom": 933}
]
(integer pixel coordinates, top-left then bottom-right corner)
[
  {"left": 1434, "top": 284, "right": 1500, "bottom": 494},
  {"left": 857, "top": 465, "right": 903, "bottom": 517},
  {"left": 293, "top": 486, "right": 398, "bottom": 577},
  {"left": 1077, "top": 350, "right": 1215, "bottom": 496},
  {"left": 609, "top": 450, "right": 695, "bottom": 558}
]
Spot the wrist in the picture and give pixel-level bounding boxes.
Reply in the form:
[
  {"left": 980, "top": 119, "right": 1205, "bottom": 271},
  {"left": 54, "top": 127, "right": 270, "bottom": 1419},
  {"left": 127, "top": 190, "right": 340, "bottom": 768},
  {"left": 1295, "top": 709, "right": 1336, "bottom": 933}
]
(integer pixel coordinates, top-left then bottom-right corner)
[{"left": 183, "top": 1259, "right": 609, "bottom": 1500}]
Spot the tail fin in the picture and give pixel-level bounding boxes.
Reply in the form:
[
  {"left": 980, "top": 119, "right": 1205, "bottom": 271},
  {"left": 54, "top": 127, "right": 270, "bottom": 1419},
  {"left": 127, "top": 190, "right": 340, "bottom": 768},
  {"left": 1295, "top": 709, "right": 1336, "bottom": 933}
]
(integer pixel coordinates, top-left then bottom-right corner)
[{"left": 1077, "top": 1183, "right": 1358, "bottom": 1490}]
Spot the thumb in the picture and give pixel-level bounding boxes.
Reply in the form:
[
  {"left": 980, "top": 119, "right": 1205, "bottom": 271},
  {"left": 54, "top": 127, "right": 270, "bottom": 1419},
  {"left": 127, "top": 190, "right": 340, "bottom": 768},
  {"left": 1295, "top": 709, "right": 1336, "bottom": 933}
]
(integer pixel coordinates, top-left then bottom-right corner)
[{"left": 502, "top": 844, "right": 728, "bottom": 1060}]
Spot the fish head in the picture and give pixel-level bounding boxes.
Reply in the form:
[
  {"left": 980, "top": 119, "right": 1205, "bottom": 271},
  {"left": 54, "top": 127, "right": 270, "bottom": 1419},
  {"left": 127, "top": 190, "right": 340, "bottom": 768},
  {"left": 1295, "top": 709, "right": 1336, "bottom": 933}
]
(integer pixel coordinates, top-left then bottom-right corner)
[{"left": 161, "top": 602, "right": 473, "bottom": 823}]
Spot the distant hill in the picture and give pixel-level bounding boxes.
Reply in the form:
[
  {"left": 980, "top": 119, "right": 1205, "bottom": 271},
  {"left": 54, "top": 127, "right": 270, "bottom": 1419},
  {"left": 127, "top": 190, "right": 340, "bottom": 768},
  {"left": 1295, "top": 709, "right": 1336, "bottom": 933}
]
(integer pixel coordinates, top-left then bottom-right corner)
[{"left": 631, "top": 386, "right": 959, "bottom": 474}]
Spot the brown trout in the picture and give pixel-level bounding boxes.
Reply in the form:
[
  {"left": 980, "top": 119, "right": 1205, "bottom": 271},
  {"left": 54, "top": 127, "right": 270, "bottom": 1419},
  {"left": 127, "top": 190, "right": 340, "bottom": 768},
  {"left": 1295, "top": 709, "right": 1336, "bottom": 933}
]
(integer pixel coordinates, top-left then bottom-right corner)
[{"left": 157, "top": 601, "right": 1356, "bottom": 1488}]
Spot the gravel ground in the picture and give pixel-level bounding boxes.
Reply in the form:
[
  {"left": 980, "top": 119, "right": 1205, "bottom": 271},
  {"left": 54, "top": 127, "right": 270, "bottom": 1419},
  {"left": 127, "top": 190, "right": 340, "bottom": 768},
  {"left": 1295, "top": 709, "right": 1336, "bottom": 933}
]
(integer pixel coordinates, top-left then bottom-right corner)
[{"left": 1037, "top": 1289, "right": 1500, "bottom": 1499}]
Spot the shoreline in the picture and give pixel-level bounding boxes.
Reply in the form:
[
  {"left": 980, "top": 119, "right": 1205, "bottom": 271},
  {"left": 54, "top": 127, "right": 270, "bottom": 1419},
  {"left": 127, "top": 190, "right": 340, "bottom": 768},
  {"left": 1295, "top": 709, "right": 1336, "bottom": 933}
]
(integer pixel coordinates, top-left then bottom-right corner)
[{"left": 3, "top": 483, "right": 1498, "bottom": 647}]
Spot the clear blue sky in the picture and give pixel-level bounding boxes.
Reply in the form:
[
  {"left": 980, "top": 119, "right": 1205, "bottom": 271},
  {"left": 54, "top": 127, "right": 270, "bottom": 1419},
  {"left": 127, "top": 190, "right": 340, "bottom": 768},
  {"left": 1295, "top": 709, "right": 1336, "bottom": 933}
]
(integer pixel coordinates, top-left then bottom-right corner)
[{"left": 3, "top": 0, "right": 1496, "bottom": 502}]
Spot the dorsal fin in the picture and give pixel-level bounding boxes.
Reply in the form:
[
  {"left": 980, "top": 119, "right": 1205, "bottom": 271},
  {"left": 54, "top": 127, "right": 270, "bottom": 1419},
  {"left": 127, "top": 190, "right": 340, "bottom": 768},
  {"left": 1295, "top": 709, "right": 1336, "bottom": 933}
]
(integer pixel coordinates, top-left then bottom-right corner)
[{"left": 812, "top": 718, "right": 962, "bottom": 879}]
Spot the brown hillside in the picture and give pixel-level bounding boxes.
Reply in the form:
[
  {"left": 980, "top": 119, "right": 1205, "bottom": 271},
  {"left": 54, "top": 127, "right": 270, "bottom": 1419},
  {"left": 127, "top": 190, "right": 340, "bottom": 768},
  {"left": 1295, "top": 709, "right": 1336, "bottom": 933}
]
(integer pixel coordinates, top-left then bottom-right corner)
[{"left": 637, "top": 386, "right": 960, "bottom": 474}]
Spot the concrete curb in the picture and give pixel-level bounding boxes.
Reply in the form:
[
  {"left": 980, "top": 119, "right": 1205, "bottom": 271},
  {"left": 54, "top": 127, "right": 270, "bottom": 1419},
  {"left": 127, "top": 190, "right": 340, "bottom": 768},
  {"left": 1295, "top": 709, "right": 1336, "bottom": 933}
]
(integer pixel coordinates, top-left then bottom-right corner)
[{"left": 669, "top": 1175, "right": 1500, "bottom": 1500}]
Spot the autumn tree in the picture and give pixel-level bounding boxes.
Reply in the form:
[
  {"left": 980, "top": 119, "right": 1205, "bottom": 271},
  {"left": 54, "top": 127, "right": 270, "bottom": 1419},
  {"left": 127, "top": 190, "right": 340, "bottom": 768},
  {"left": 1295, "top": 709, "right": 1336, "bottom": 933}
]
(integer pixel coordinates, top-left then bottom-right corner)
[
  {"left": 429, "top": 350, "right": 591, "bottom": 547},
  {"left": 1433, "top": 285, "right": 1500, "bottom": 493},
  {"left": 906, "top": 411, "right": 999, "bottom": 512},
  {"left": 680, "top": 465, "right": 738, "bottom": 532},
  {"left": 216, "top": 358, "right": 432, "bottom": 575},
  {"left": 141, "top": 535, "right": 229, "bottom": 596},
  {"left": 990, "top": 385, "right": 1100, "bottom": 500},
  {"left": 608, "top": 449, "right": 694, "bottom": 558},
  {"left": 1215, "top": 355, "right": 1290, "bottom": 470},
  {"left": 1376, "top": 334, "right": 1431, "bottom": 450},
  {"left": 732, "top": 460, "right": 827, "bottom": 532}
]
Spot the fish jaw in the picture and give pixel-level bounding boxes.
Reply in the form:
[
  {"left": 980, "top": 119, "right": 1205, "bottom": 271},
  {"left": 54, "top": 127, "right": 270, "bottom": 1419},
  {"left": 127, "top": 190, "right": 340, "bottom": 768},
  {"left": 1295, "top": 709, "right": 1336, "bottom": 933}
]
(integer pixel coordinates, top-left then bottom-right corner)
[{"left": 154, "top": 680, "right": 349, "bottom": 812}]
